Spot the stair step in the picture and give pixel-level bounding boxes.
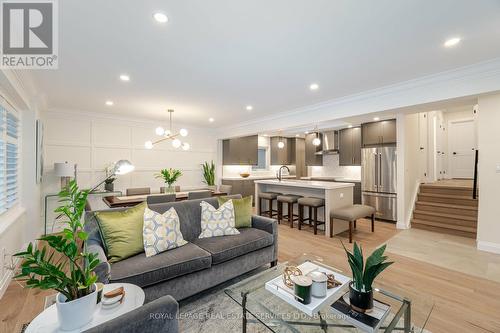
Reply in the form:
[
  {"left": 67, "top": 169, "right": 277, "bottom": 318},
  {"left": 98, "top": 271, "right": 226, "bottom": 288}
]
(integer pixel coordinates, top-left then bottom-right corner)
[
  {"left": 415, "top": 202, "right": 478, "bottom": 217},
  {"left": 415, "top": 201, "right": 478, "bottom": 211},
  {"left": 417, "top": 193, "right": 478, "bottom": 207},
  {"left": 412, "top": 220, "right": 477, "bottom": 239},
  {"left": 420, "top": 187, "right": 478, "bottom": 197},
  {"left": 413, "top": 210, "right": 477, "bottom": 227},
  {"left": 412, "top": 219, "right": 476, "bottom": 232}
]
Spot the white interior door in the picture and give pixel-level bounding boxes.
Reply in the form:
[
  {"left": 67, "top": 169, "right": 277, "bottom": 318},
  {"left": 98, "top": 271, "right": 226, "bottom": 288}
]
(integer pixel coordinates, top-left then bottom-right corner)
[
  {"left": 449, "top": 119, "right": 476, "bottom": 178},
  {"left": 418, "top": 112, "right": 428, "bottom": 181}
]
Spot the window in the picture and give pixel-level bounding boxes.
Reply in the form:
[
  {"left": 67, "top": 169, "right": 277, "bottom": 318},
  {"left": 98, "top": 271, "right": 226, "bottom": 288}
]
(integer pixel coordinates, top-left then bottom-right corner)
[
  {"left": 252, "top": 147, "right": 268, "bottom": 170},
  {"left": 0, "top": 102, "right": 19, "bottom": 215}
]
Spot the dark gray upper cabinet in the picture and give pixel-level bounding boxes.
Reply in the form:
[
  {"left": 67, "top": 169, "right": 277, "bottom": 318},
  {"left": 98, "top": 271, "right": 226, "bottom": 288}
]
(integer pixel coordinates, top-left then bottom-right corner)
[
  {"left": 305, "top": 133, "right": 323, "bottom": 166},
  {"left": 270, "top": 137, "right": 296, "bottom": 165},
  {"left": 222, "top": 135, "right": 258, "bottom": 165},
  {"left": 339, "top": 127, "right": 361, "bottom": 166},
  {"left": 361, "top": 119, "right": 396, "bottom": 146}
]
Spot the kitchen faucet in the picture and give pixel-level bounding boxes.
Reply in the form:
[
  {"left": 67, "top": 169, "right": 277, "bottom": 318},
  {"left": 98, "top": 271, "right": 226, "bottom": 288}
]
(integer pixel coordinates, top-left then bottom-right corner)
[{"left": 277, "top": 165, "right": 290, "bottom": 182}]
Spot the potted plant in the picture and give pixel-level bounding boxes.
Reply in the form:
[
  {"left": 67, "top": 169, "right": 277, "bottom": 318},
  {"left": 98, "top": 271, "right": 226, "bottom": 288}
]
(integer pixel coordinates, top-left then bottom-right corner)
[
  {"left": 156, "top": 168, "right": 182, "bottom": 193},
  {"left": 202, "top": 161, "right": 216, "bottom": 191},
  {"left": 14, "top": 180, "right": 100, "bottom": 330},
  {"left": 342, "top": 242, "right": 393, "bottom": 312},
  {"left": 104, "top": 163, "right": 116, "bottom": 191}
]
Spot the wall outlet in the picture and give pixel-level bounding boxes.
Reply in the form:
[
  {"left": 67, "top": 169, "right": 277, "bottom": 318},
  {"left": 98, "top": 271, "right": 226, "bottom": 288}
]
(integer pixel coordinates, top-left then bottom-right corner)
[{"left": 340, "top": 192, "right": 344, "bottom": 198}]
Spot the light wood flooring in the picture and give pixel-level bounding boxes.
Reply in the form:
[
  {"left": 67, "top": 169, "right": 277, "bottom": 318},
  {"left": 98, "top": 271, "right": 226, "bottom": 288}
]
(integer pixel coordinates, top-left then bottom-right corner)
[{"left": 2, "top": 220, "right": 500, "bottom": 333}]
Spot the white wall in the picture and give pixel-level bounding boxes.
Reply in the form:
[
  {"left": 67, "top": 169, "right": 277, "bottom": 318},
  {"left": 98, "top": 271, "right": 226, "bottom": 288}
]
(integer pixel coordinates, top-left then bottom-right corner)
[
  {"left": 0, "top": 72, "right": 41, "bottom": 299},
  {"left": 308, "top": 154, "right": 361, "bottom": 180},
  {"left": 476, "top": 93, "right": 500, "bottom": 254},
  {"left": 396, "top": 112, "right": 421, "bottom": 229}
]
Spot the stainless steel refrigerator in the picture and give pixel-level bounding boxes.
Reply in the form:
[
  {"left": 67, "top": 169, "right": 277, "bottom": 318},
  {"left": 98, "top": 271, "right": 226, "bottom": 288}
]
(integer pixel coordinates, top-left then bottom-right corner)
[{"left": 361, "top": 146, "right": 397, "bottom": 221}]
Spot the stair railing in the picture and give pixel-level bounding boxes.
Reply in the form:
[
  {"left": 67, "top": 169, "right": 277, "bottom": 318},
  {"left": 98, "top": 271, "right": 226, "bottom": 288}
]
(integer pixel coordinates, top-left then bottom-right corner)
[{"left": 473, "top": 149, "right": 478, "bottom": 199}]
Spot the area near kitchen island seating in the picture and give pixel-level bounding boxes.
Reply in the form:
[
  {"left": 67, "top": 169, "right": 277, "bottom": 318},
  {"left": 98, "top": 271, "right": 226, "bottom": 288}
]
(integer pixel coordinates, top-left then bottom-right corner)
[{"left": 255, "top": 179, "right": 354, "bottom": 237}]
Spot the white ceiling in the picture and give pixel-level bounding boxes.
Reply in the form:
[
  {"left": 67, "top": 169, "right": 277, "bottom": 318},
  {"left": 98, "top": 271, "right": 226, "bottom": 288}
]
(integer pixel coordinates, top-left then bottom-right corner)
[{"left": 27, "top": 0, "right": 500, "bottom": 127}]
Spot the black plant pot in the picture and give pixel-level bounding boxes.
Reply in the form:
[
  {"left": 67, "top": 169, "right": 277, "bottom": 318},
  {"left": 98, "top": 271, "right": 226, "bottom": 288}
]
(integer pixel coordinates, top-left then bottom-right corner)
[
  {"left": 104, "top": 183, "right": 114, "bottom": 192},
  {"left": 349, "top": 283, "right": 373, "bottom": 313}
]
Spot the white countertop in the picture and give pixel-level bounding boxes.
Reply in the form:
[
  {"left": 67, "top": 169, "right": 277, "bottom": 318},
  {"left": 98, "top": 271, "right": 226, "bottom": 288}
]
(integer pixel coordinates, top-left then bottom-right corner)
[
  {"left": 222, "top": 175, "right": 296, "bottom": 180},
  {"left": 300, "top": 176, "right": 361, "bottom": 182},
  {"left": 254, "top": 179, "right": 355, "bottom": 189}
]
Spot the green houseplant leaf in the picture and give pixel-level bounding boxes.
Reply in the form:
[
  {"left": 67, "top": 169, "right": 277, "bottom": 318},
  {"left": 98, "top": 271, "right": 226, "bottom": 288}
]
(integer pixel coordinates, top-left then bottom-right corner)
[
  {"left": 155, "top": 168, "right": 182, "bottom": 186},
  {"left": 202, "top": 161, "right": 216, "bottom": 186},
  {"left": 342, "top": 241, "right": 393, "bottom": 292},
  {"left": 14, "top": 180, "right": 100, "bottom": 301}
]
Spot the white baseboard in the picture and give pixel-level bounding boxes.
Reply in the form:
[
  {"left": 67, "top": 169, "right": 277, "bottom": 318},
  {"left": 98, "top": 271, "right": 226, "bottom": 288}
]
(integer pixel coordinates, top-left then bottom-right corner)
[{"left": 477, "top": 240, "right": 500, "bottom": 255}]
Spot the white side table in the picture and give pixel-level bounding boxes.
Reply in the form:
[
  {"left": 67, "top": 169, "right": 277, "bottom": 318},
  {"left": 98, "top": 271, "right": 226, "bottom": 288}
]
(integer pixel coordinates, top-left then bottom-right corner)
[{"left": 26, "top": 283, "right": 145, "bottom": 333}]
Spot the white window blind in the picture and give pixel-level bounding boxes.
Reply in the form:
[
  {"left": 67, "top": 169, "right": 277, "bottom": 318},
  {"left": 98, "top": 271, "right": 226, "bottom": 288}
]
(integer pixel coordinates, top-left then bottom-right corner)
[{"left": 0, "top": 102, "right": 19, "bottom": 215}]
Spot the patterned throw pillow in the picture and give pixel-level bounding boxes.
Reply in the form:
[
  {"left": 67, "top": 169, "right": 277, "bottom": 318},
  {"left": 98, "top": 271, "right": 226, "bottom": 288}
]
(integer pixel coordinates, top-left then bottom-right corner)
[
  {"left": 143, "top": 206, "right": 187, "bottom": 257},
  {"left": 199, "top": 200, "right": 240, "bottom": 238}
]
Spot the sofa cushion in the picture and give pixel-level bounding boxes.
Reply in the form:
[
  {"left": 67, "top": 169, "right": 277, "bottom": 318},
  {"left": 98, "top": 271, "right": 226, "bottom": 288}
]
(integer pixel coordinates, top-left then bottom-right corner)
[
  {"left": 193, "top": 228, "right": 274, "bottom": 265},
  {"left": 110, "top": 243, "right": 211, "bottom": 287}
]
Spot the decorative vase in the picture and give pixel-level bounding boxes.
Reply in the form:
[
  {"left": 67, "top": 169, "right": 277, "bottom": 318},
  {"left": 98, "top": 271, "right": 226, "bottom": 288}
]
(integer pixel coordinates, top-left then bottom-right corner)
[
  {"left": 56, "top": 284, "right": 97, "bottom": 330},
  {"left": 164, "top": 184, "right": 175, "bottom": 193},
  {"left": 349, "top": 283, "right": 373, "bottom": 312},
  {"left": 207, "top": 185, "right": 217, "bottom": 191},
  {"left": 104, "top": 182, "right": 114, "bottom": 192}
]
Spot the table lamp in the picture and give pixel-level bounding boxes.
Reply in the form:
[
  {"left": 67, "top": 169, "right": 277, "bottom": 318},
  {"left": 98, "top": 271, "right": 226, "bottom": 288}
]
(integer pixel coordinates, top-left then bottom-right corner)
[
  {"left": 54, "top": 162, "right": 76, "bottom": 189},
  {"left": 90, "top": 159, "right": 134, "bottom": 193}
]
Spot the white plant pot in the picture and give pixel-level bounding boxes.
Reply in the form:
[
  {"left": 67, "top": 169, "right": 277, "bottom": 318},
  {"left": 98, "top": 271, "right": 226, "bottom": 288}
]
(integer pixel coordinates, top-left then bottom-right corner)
[{"left": 56, "top": 284, "right": 97, "bottom": 331}]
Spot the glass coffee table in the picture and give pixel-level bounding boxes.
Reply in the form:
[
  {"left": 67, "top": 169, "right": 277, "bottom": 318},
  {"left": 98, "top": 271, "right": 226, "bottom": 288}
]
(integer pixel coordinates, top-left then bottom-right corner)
[{"left": 225, "top": 256, "right": 434, "bottom": 333}]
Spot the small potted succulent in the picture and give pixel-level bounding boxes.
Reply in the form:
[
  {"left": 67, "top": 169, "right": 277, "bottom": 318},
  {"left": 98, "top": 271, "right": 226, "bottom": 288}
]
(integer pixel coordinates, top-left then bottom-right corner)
[
  {"left": 104, "top": 163, "right": 116, "bottom": 191},
  {"left": 156, "top": 168, "right": 182, "bottom": 193},
  {"left": 343, "top": 242, "right": 393, "bottom": 312},
  {"left": 14, "top": 180, "right": 100, "bottom": 330},
  {"left": 202, "top": 161, "right": 216, "bottom": 191}
]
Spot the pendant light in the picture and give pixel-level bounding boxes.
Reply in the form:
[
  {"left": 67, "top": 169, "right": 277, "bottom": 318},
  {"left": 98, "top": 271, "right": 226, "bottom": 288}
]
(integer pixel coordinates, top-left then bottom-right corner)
[
  {"left": 312, "top": 125, "right": 321, "bottom": 146},
  {"left": 277, "top": 131, "right": 285, "bottom": 149},
  {"left": 145, "top": 109, "right": 189, "bottom": 150}
]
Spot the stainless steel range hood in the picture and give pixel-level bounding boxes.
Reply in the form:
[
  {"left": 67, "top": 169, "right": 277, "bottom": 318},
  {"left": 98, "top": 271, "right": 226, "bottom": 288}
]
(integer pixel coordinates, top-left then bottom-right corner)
[{"left": 315, "top": 131, "right": 339, "bottom": 155}]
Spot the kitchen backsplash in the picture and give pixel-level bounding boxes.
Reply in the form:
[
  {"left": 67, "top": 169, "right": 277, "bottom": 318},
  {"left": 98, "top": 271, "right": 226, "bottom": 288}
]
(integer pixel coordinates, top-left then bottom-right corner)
[
  {"left": 222, "top": 165, "right": 296, "bottom": 178},
  {"left": 308, "top": 154, "right": 361, "bottom": 180}
]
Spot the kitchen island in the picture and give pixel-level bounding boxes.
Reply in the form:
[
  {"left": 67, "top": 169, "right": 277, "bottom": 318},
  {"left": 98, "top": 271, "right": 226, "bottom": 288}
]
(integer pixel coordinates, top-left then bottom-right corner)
[{"left": 254, "top": 179, "right": 354, "bottom": 238}]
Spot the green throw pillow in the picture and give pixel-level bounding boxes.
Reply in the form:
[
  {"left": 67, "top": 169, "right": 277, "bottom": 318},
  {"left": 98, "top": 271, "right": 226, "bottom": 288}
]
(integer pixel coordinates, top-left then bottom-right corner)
[
  {"left": 217, "top": 196, "right": 252, "bottom": 228},
  {"left": 95, "top": 202, "right": 146, "bottom": 263}
]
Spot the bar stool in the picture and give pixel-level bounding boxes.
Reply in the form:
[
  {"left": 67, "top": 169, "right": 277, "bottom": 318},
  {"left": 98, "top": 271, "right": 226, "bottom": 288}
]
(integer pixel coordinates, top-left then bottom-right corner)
[
  {"left": 277, "top": 194, "right": 302, "bottom": 227},
  {"left": 259, "top": 192, "right": 281, "bottom": 218},
  {"left": 298, "top": 197, "right": 325, "bottom": 235}
]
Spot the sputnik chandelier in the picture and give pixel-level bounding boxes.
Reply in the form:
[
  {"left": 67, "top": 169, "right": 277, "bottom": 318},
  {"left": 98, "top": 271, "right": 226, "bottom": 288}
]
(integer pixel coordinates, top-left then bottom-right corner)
[{"left": 144, "top": 109, "right": 190, "bottom": 150}]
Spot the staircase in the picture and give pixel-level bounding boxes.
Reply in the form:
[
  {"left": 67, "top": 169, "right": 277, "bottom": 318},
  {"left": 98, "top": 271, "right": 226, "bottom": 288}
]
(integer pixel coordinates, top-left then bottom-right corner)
[{"left": 411, "top": 183, "right": 478, "bottom": 238}]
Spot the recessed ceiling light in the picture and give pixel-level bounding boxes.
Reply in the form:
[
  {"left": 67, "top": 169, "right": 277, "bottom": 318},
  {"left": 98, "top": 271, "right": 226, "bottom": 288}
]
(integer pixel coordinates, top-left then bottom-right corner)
[
  {"left": 373, "top": 117, "right": 380, "bottom": 121},
  {"left": 263, "top": 134, "right": 268, "bottom": 137},
  {"left": 309, "top": 83, "right": 319, "bottom": 91},
  {"left": 246, "top": 105, "right": 253, "bottom": 111},
  {"left": 444, "top": 37, "right": 461, "bottom": 47},
  {"left": 347, "top": 125, "right": 353, "bottom": 128},
  {"left": 119, "top": 74, "right": 130, "bottom": 82},
  {"left": 208, "top": 117, "right": 214, "bottom": 123},
  {"left": 105, "top": 100, "right": 114, "bottom": 106},
  {"left": 153, "top": 12, "right": 168, "bottom": 23},
  {"left": 305, "top": 131, "right": 309, "bottom": 134},
  {"left": 295, "top": 134, "right": 300, "bottom": 137}
]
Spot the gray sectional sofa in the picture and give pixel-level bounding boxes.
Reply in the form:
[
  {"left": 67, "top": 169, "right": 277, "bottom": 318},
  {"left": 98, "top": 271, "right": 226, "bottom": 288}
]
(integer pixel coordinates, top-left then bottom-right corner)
[{"left": 84, "top": 194, "right": 278, "bottom": 304}]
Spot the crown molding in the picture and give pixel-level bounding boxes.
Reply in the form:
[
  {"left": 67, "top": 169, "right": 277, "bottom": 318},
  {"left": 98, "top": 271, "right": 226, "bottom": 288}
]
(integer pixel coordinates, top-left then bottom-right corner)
[{"left": 218, "top": 57, "right": 500, "bottom": 138}]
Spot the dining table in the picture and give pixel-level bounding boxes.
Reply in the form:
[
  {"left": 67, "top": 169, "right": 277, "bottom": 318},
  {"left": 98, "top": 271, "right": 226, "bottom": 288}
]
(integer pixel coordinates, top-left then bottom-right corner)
[{"left": 102, "top": 190, "right": 228, "bottom": 208}]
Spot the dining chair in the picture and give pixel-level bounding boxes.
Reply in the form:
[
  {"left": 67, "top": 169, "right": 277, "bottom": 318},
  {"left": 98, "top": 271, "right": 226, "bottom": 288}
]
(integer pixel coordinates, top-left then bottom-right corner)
[
  {"left": 187, "top": 190, "right": 212, "bottom": 200},
  {"left": 146, "top": 194, "right": 176, "bottom": 205},
  {"left": 218, "top": 184, "right": 232, "bottom": 195},
  {"left": 126, "top": 187, "right": 151, "bottom": 196}
]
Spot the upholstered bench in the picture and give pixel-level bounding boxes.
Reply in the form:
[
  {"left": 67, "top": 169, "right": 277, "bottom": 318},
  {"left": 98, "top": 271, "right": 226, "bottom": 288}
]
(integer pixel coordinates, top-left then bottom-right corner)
[{"left": 330, "top": 204, "right": 376, "bottom": 243}]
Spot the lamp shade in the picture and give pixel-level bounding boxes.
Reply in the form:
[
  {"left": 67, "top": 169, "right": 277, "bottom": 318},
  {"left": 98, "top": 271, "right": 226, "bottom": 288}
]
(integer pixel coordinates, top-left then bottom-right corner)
[
  {"left": 54, "top": 162, "right": 74, "bottom": 177},
  {"left": 113, "top": 160, "right": 134, "bottom": 175}
]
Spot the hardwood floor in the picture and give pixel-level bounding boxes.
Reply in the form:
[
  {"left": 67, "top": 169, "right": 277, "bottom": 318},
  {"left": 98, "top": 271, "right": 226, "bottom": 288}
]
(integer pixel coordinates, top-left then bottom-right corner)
[{"left": 1, "top": 220, "right": 500, "bottom": 333}]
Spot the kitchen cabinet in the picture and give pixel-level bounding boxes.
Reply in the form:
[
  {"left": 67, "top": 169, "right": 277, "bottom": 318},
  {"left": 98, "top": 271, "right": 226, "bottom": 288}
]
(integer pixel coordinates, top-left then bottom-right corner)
[
  {"left": 222, "top": 135, "right": 258, "bottom": 165},
  {"left": 361, "top": 119, "right": 396, "bottom": 146},
  {"left": 305, "top": 133, "right": 323, "bottom": 166},
  {"left": 270, "top": 137, "right": 296, "bottom": 165},
  {"left": 339, "top": 127, "right": 361, "bottom": 166}
]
